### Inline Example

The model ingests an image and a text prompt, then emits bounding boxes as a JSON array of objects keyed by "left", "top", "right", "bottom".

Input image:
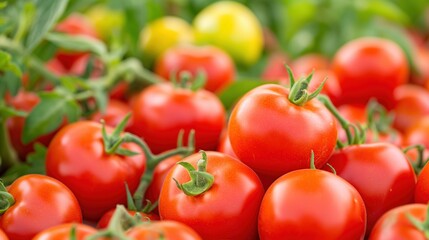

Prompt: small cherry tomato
[
  {"left": 32, "top": 223, "right": 97, "bottom": 240},
  {"left": 126, "top": 220, "right": 202, "bottom": 240}
]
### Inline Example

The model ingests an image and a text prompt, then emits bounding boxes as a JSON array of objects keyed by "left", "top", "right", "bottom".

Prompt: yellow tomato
[
  {"left": 85, "top": 5, "right": 124, "bottom": 41},
  {"left": 193, "top": 1, "right": 263, "bottom": 66},
  {"left": 139, "top": 17, "right": 194, "bottom": 60}
]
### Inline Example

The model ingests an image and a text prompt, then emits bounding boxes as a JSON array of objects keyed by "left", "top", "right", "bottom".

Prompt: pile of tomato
[{"left": 2, "top": 0, "right": 429, "bottom": 239}]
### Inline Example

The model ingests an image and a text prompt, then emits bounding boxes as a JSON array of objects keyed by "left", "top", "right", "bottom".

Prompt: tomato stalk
[
  {"left": 0, "top": 119, "right": 20, "bottom": 172},
  {"left": 366, "top": 99, "right": 397, "bottom": 142},
  {"left": 287, "top": 67, "right": 325, "bottom": 106},
  {"left": 0, "top": 181, "right": 15, "bottom": 215},
  {"left": 403, "top": 144, "right": 428, "bottom": 175},
  {"left": 173, "top": 151, "right": 215, "bottom": 196},
  {"left": 406, "top": 205, "right": 429, "bottom": 239}
]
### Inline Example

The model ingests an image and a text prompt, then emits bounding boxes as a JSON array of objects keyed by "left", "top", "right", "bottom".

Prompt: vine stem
[{"left": 0, "top": 119, "right": 20, "bottom": 171}]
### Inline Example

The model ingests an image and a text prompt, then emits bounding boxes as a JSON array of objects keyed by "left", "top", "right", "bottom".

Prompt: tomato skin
[
  {"left": 228, "top": 84, "right": 337, "bottom": 178},
  {"left": 46, "top": 121, "right": 146, "bottom": 221},
  {"left": 126, "top": 221, "right": 202, "bottom": 240},
  {"left": 97, "top": 210, "right": 159, "bottom": 229},
  {"left": 261, "top": 53, "right": 289, "bottom": 81},
  {"left": 128, "top": 83, "right": 225, "bottom": 154},
  {"left": 258, "top": 169, "right": 366, "bottom": 240},
  {"left": 32, "top": 223, "right": 97, "bottom": 240},
  {"left": 217, "top": 130, "right": 237, "bottom": 159},
  {"left": 0, "top": 174, "right": 82, "bottom": 240},
  {"left": 404, "top": 117, "right": 429, "bottom": 149},
  {"left": 290, "top": 53, "right": 330, "bottom": 76},
  {"left": 414, "top": 161, "right": 429, "bottom": 203},
  {"left": 155, "top": 45, "right": 235, "bottom": 93},
  {"left": 90, "top": 99, "right": 132, "bottom": 128},
  {"left": 332, "top": 37, "right": 409, "bottom": 109},
  {"left": 159, "top": 151, "right": 264, "bottom": 240},
  {"left": 324, "top": 143, "right": 416, "bottom": 234},
  {"left": 394, "top": 85, "right": 429, "bottom": 133},
  {"left": 369, "top": 204, "right": 427, "bottom": 240},
  {"left": 0, "top": 229, "right": 8, "bottom": 240}
]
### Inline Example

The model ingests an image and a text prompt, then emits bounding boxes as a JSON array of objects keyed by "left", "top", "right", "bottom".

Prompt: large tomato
[
  {"left": 128, "top": 82, "right": 225, "bottom": 154},
  {"left": 159, "top": 151, "right": 264, "bottom": 239},
  {"left": 324, "top": 142, "right": 416, "bottom": 234},
  {"left": 0, "top": 174, "right": 82, "bottom": 240},
  {"left": 228, "top": 83, "right": 337, "bottom": 180},
  {"left": 32, "top": 223, "right": 97, "bottom": 240},
  {"left": 155, "top": 45, "right": 235, "bottom": 92},
  {"left": 258, "top": 168, "right": 366, "bottom": 239},
  {"left": 193, "top": 1, "right": 263, "bottom": 66},
  {"left": 414, "top": 159, "right": 429, "bottom": 203},
  {"left": 332, "top": 37, "right": 409, "bottom": 109},
  {"left": 46, "top": 121, "right": 146, "bottom": 221},
  {"left": 404, "top": 116, "right": 429, "bottom": 149},
  {"left": 0, "top": 230, "right": 7, "bottom": 240},
  {"left": 126, "top": 221, "right": 202, "bottom": 240},
  {"left": 369, "top": 204, "right": 428, "bottom": 240}
]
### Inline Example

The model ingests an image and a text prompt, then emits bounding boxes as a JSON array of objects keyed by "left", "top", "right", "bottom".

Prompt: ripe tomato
[
  {"left": 324, "top": 143, "right": 416, "bottom": 234},
  {"left": 0, "top": 229, "right": 7, "bottom": 240},
  {"left": 159, "top": 151, "right": 264, "bottom": 239},
  {"left": 393, "top": 84, "right": 429, "bottom": 133},
  {"left": 228, "top": 84, "right": 337, "bottom": 179},
  {"left": 128, "top": 82, "right": 225, "bottom": 154},
  {"left": 414, "top": 160, "right": 429, "bottom": 203},
  {"left": 155, "top": 45, "right": 235, "bottom": 92},
  {"left": 46, "top": 121, "right": 146, "bottom": 221},
  {"left": 258, "top": 168, "right": 366, "bottom": 239},
  {"left": 5, "top": 91, "right": 57, "bottom": 159},
  {"left": 69, "top": 55, "right": 104, "bottom": 78},
  {"left": 217, "top": 130, "right": 237, "bottom": 159},
  {"left": 404, "top": 116, "right": 429, "bottom": 149},
  {"left": 32, "top": 223, "right": 97, "bottom": 240},
  {"left": 193, "top": 1, "right": 263, "bottom": 66},
  {"left": 54, "top": 14, "right": 99, "bottom": 70},
  {"left": 90, "top": 99, "right": 132, "bottom": 128},
  {"left": 126, "top": 221, "right": 202, "bottom": 240},
  {"left": 290, "top": 53, "right": 330, "bottom": 76},
  {"left": 332, "top": 37, "right": 409, "bottom": 109},
  {"left": 140, "top": 17, "right": 193, "bottom": 60},
  {"left": 261, "top": 52, "right": 289, "bottom": 82},
  {"left": 0, "top": 174, "right": 82, "bottom": 240},
  {"left": 97, "top": 209, "right": 159, "bottom": 229},
  {"left": 369, "top": 204, "right": 427, "bottom": 240}
]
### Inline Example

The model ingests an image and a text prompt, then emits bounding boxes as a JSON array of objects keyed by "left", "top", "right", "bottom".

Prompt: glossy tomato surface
[
  {"left": 32, "top": 223, "right": 97, "bottom": 240},
  {"left": 126, "top": 221, "right": 202, "bottom": 240}
]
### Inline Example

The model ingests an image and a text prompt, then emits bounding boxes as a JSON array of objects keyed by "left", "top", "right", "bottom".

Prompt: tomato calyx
[
  {"left": 0, "top": 180, "right": 14, "bottom": 215},
  {"left": 287, "top": 66, "right": 326, "bottom": 106},
  {"left": 69, "top": 225, "right": 78, "bottom": 240},
  {"left": 406, "top": 204, "right": 429, "bottom": 239},
  {"left": 403, "top": 144, "right": 428, "bottom": 175},
  {"left": 366, "top": 99, "right": 397, "bottom": 142},
  {"left": 171, "top": 71, "right": 207, "bottom": 92},
  {"left": 174, "top": 151, "right": 214, "bottom": 196}
]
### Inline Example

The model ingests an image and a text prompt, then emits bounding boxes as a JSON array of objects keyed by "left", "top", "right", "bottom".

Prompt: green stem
[
  {"left": 286, "top": 67, "right": 325, "bottom": 106},
  {"left": 403, "top": 144, "right": 427, "bottom": 175},
  {"left": 0, "top": 181, "right": 15, "bottom": 215},
  {"left": 0, "top": 119, "right": 20, "bottom": 171},
  {"left": 406, "top": 205, "right": 429, "bottom": 238}
]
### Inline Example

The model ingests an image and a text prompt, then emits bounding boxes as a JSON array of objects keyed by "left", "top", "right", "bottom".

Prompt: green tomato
[
  {"left": 85, "top": 5, "right": 124, "bottom": 42},
  {"left": 139, "top": 17, "right": 194, "bottom": 60},
  {"left": 193, "top": 1, "right": 263, "bottom": 66}
]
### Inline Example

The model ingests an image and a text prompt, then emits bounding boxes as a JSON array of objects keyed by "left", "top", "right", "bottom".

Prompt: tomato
[
  {"left": 90, "top": 99, "right": 132, "bottom": 128},
  {"left": 85, "top": 4, "right": 124, "bottom": 42},
  {"left": 369, "top": 204, "right": 427, "bottom": 240},
  {"left": 404, "top": 116, "right": 429, "bottom": 149},
  {"left": 126, "top": 221, "right": 202, "bottom": 240},
  {"left": 193, "top": 1, "right": 263, "bottom": 66},
  {"left": 69, "top": 55, "right": 104, "bottom": 78},
  {"left": 0, "top": 174, "right": 82, "bottom": 240},
  {"left": 217, "top": 130, "right": 237, "bottom": 159},
  {"left": 0, "top": 230, "right": 7, "bottom": 240},
  {"left": 97, "top": 209, "right": 159, "bottom": 229},
  {"left": 290, "top": 53, "right": 330, "bottom": 76},
  {"left": 393, "top": 84, "right": 429, "bottom": 133},
  {"left": 140, "top": 17, "right": 193, "bottom": 60},
  {"left": 261, "top": 52, "right": 289, "bottom": 82},
  {"left": 228, "top": 84, "right": 337, "bottom": 180},
  {"left": 46, "top": 121, "right": 146, "bottom": 221},
  {"left": 324, "top": 143, "right": 416, "bottom": 234},
  {"left": 128, "top": 82, "right": 226, "bottom": 154},
  {"left": 54, "top": 14, "right": 99, "bottom": 70},
  {"left": 159, "top": 151, "right": 264, "bottom": 239},
  {"left": 155, "top": 45, "right": 235, "bottom": 92},
  {"left": 412, "top": 48, "right": 429, "bottom": 86},
  {"left": 5, "top": 91, "right": 57, "bottom": 159},
  {"left": 332, "top": 37, "right": 409, "bottom": 109},
  {"left": 32, "top": 223, "right": 97, "bottom": 240},
  {"left": 414, "top": 160, "right": 429, "bottom": 203},
  {"left": 258, "top": 168, "right": 366, "bottom": 240}
]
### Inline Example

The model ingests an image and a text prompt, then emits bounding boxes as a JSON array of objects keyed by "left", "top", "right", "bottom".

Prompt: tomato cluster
[{"left": 2, "top": 0, "right": 429, "bottom": 239}]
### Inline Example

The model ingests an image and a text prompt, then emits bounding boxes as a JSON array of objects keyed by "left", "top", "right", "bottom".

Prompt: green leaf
[
  {"left": 217, "top": 80, "right": 272, "bottom": 110},
  {"left": 0, "top": 51, "right": 22, "bottom": 77},
  {"left": 63, "top": 0, "right": 101, "bottom": 17},
  {"left": 359, "top": 0, "right": 409, "bottom": 25},
  {"left": 45, "top": 32, "right": 107, "bottom": 58},
  {"left": 22, "top": 91, "right": 81, "bottom": 144},
  {"left": 94, "top": 89, "right": 108, "bottom": 114},
  {"left": 24, "top": 0, "right": 69, "bottom": 53},
  {"left": 0, "top": 105, "right": 27, "bottom": 121}
]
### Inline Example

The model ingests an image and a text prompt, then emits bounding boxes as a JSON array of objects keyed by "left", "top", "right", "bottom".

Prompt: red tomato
[
  {"left": 258, "top": 168, "right": 366, "bottom": 240},
  {"left": 261, "top": 52, "right": 289, "bottom": 82},
  {"left": 5, "top": 91, "right": 57, "bottom": 159},
  {"left": 217, "top": 130, "right": 237, "bottom": 159},
  {"left": 414, "top": 160, "right": 429, "bottom": 203},
  {"left": 290, "top": 53, "right": 330, "bottom": 76},
  {"left": 97, "top": 209, "right": 159, "bottom": 229},
  {"left": 45, "top": 58, "right": 67, "bottom": 76},
  {"left": 46, "top": 121, "right": 146, "bottom": 221},
  {"left": 159, "top": 151, "right": 264, "bottom": 240},
  {"left": 0, "top": 230, "right": 7, "bottom": 240},
  {"left": 90, "top": 99, "right": 132, "bottom": 128},
  {"left": 54, "top": 14, "right": 99, "bottom": 70},
  {"left": 0, "top": 174, "right": 82, "bottom": 240},
  {"left": 369, "top": 204, "right": 427, "bottom": 240},
  {"left": 128, "top": 82, "right": 226, "bottom": 154},
  {"left": 332, "top": 37, "right": 409, "bottom": 109},
  {"left": 324, "top": 143, "right": 416, "bottom": 234},
  {"left": 228, "top": 84, "right": 337, "bottom": 179},
  {"left": 126, "top": 221, "right": 202, "bottom": 240},
  {"left": 394, "top": 84, "right": 429, "bottom": 133},
  {"left": 155, "top": 45, "right": 235, "bottom": 93},
  {"left": 32, "top": 223, "right": 97, "bottom": 240},
  {"left": 404, "top": 116, "right": 429, "bottom": 148},
  {"left": 412, "top": 48, "right": 429, "bottom": 86},
  {"left": 69, "top": 55, "right": 104, "bottom": 78}
]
